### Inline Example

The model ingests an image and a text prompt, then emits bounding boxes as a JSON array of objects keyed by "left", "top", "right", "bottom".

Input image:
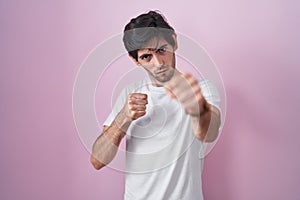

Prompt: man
[{"left": 91, "top": 11, "right": 221, "bottom": 200}]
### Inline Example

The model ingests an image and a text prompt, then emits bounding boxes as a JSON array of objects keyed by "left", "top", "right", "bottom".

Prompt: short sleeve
[
  {"left": 198, "top": 79, "right": 222, "bottom": 159},
  {"left": 103, "top": 87, "right": 128, "bottom": 127},
  {"left": 198, "top": 79, "right": 221, "bottom": 110}
]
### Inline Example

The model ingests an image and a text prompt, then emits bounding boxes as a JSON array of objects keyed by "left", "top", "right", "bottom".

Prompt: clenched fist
[
  {"left": 123, "top": 93, "right": 148, "bottom": 120},
  {"left": 163, "top": 70, "right": 209, "bottom": 117}
]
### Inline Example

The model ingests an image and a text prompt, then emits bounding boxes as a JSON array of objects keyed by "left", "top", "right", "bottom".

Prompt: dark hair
[{"left": 123, "top": 11, "right": 175, "bottom": 61}]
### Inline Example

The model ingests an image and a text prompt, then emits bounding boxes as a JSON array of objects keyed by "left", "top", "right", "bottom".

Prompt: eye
[
  {"left": 157, "top": 47, "right": 167, "bottom": 53},
  {"left": 140, "top": 54, "right": 152, "bottom": 61}
]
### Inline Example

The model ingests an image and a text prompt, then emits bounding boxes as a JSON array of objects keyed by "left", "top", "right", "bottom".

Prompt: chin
[{"left": 156, "top": 76, "right": 172, "bottom": 83}]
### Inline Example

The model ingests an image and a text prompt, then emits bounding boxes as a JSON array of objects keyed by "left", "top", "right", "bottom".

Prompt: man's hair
[{"left": 123, "top": 11, "right": 175, "bottom": 61}]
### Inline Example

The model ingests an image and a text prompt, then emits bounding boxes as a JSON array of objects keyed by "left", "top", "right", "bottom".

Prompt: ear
[
  {"left": 128, "top": 53, "right": 142, "bottom": 66},
  {"left": 172, "top": 33, "right": 178, "bottom": 51}
]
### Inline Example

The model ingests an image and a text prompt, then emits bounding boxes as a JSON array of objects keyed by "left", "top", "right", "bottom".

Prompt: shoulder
[
  {"left": 123, "top": 79, "right": 150, "bottom": 93},
  {"left": 198, "top": 79, "right": 217, "bottom": 92},
  {"left": 197, "top": 78, "right": 211, "bottom": 86}
]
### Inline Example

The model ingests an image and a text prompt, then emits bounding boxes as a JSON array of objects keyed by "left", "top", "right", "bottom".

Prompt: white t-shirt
[{"left": 104, "top": 78, "right": 220, "bottom": 200}]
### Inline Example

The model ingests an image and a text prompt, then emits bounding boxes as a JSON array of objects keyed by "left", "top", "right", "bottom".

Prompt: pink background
[{"left": 1, "top": 0, "right": 299, "bottom": 200}]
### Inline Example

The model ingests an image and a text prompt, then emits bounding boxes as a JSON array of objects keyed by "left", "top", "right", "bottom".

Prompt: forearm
[
  {"left": 191, "top": 104, "right": 221, "bottom": 143},
  {"left": 91, "top": 110, "right": 131, "bottom": 170}
]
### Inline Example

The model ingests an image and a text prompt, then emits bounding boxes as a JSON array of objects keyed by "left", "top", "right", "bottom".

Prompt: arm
[
  {"left": 191, "top": 103, "right": 221, "bottom": 143},
  {"left": 164, "top": 71, "right": 221, "bottom": 143},
  {"left": 90, "top": 111, "right": 130, "bottom": 170},
  {"left": 90, "top": 93, "right": 148, "bottom": 170}
]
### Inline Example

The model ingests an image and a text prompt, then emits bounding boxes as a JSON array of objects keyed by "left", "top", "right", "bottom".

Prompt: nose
[{"left": 152, "top": 54, "right": 164, "bottom": 68}]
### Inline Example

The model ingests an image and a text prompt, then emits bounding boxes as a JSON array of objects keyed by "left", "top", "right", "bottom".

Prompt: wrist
[
  {"left": 191, "top": 103, "right": 212, "bottom": 140},
  {"left": 114, "top": 109, "right": 132, "bottom": 134}
]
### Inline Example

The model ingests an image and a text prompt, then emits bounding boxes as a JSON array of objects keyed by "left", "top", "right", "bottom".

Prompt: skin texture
[{"left": 90, "top": 35, "right": 221, "bottom": 170}]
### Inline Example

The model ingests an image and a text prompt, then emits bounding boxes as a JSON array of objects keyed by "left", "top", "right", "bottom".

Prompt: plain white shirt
[{"left": 104, "top": 78, "right": 220, "bottom": 200}]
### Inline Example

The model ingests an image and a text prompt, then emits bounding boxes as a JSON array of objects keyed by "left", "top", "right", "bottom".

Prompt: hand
[
  {"left": 122, "top": 93, "right": 148, "bottom": 120},
  {"left": 163, "top": 70, "right": 208, "bottom": 117}
]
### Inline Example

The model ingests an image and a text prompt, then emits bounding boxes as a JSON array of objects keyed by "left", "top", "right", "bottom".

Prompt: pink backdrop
[{"left": 1, "top": 0, "right": 299, "bottom": 199}]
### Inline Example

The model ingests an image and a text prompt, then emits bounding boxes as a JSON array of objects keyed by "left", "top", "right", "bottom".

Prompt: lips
[{"left": 155, "top": 67, "right": 168, "bottom": 74}]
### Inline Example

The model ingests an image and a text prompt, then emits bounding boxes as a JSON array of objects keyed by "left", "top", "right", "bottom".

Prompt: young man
[{"left": 91, "top": 11, "right": 221, "bottom": 200}]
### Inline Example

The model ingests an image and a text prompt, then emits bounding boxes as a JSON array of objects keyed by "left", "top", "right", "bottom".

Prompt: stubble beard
[
  {"left": 153, "top": 54, "right": 176, "bottom": 83},
  {"left": 154, "top": 68, "right": 175, "bottom": 83}
]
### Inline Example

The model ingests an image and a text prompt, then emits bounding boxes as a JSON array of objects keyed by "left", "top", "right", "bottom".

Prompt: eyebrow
[
  {"left": 139, "top": 44, "right": 168, "bottom": 59},
  {"left": 156, "top": 44, "right": 168, "bottom": 51}
]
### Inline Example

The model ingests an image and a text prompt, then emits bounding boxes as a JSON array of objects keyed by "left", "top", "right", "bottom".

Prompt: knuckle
[
  {"left": 128, "top": 104, "right": 134, "bottom": 110},
  {"left": 134, "top": 112, "right": 140, "bottom": 118},
  {"left": 140, "top": 111, "right": 146, "bottom": 116},
  {"left": 194, "top": 87, "right": 201, "bottom": 93},
  {"left": 138, "top": 106, "right": 144, "bottom": 110},
  {"left": 190, "top": 76, "right": 197, "bottom": 82}
]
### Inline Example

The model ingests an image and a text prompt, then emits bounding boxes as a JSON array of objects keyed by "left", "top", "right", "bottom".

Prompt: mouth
[{"left": 155, "top": 67, "right": 169, "bottom": 75}]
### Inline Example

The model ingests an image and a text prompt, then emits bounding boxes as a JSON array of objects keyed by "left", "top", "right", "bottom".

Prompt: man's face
[{"left": 135, "top": 36, "right": 177, "bottom": 86}]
